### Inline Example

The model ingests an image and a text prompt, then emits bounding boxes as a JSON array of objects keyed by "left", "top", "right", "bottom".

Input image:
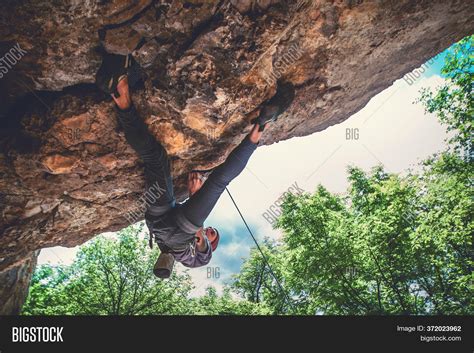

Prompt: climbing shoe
[
  {"left": 95, "top": 53, "right": 134, "bottom": 97},
  {"left": 153, "top": 252, "right": 175, "bottom": 279},
  {"left": 252, "top": 82, "right": 295, "bottom": 130}
]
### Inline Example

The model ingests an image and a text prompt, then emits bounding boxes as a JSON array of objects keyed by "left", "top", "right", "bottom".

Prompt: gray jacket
[{"left": 145, "top": 203, "right": 212, "bottom": 268}]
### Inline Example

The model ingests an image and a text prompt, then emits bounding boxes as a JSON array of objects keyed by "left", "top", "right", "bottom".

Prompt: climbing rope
[{"left": 225, "top": 187, "right": 296, "bottom": 313}]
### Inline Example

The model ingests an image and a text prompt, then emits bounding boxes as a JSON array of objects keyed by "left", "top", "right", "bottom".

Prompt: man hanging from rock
[{"left": 95, "top": 53, "right": 294, "bottom": 278}]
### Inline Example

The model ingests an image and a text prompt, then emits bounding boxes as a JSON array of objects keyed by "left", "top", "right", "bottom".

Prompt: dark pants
[{"left": 117, "top": 106, "right": 258, "bottom": 233}]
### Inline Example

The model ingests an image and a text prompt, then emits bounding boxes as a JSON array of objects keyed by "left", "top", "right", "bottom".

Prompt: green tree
[
  {"left": 412, "top": 153, "right": 473, "bottom": 313},
  {"left": 21, "top": 264, "right": 71, "bottom": 315},
  {"left": 419, "top": 34, "right": 473, "bottom": 158},
  {"left": 236, "top": 160, "right": 472, "bottom": 315},
  {"left": 191, "top": 287, "right": 269, "bottom": 315},
  {"left": 23, "top": 223, "right": 193, "bottom": 315},
  {"left": 232, "top": 240, "right": 292, "bottom": 314}
]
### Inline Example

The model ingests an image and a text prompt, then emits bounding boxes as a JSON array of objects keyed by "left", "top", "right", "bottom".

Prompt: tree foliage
[
  {"left": 232, "top": 240, "right": 291, "bottom": 314},
  {"left": 23, "top": 224, "right": 193, "bottom": 315},
  {"left": 191, "top": 287, "right": 269, "bottom": 315},
  {"left": 418, "top": 34, "right": 473, "bottom": 158}
]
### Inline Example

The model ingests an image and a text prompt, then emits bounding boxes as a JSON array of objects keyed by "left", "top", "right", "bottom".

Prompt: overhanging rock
[{"left": 0, "top": 0, "right": 473, "bottom": 313}]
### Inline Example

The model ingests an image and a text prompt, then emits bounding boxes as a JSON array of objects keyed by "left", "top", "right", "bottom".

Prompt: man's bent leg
[
  {"left": 176, "top": 135, "right": 258, "bottom": 231},
  {"left": 117, "top": 106, "right": 175, "bottom": 216}
]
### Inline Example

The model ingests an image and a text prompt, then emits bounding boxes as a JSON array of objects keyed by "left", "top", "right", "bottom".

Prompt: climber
[{"left": 95, "top": 53, "right": 294, "bottom": 278}]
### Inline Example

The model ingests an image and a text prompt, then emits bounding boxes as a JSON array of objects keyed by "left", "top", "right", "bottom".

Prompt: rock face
[
  {"left": 0, "top": 251, "right": 38, "bottom": 315},
  {"left": 0, "top": 0, "right": 473, "bottom": 314}
]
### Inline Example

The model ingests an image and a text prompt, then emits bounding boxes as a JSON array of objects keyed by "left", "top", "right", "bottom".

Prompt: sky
[{"left": 38, "top": 51, "right": 451, "bottom": 297}]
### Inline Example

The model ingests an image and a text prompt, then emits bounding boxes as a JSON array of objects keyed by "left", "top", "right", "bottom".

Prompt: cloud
[
  {"left": 38, "top": 246, "right": 79, "bottom": 266},
  {"left": 221, "top": 242, "right": 247, "bottom": 257},
  {"left": 175, "top": 264, "right": 226, "bottom": 298}
]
